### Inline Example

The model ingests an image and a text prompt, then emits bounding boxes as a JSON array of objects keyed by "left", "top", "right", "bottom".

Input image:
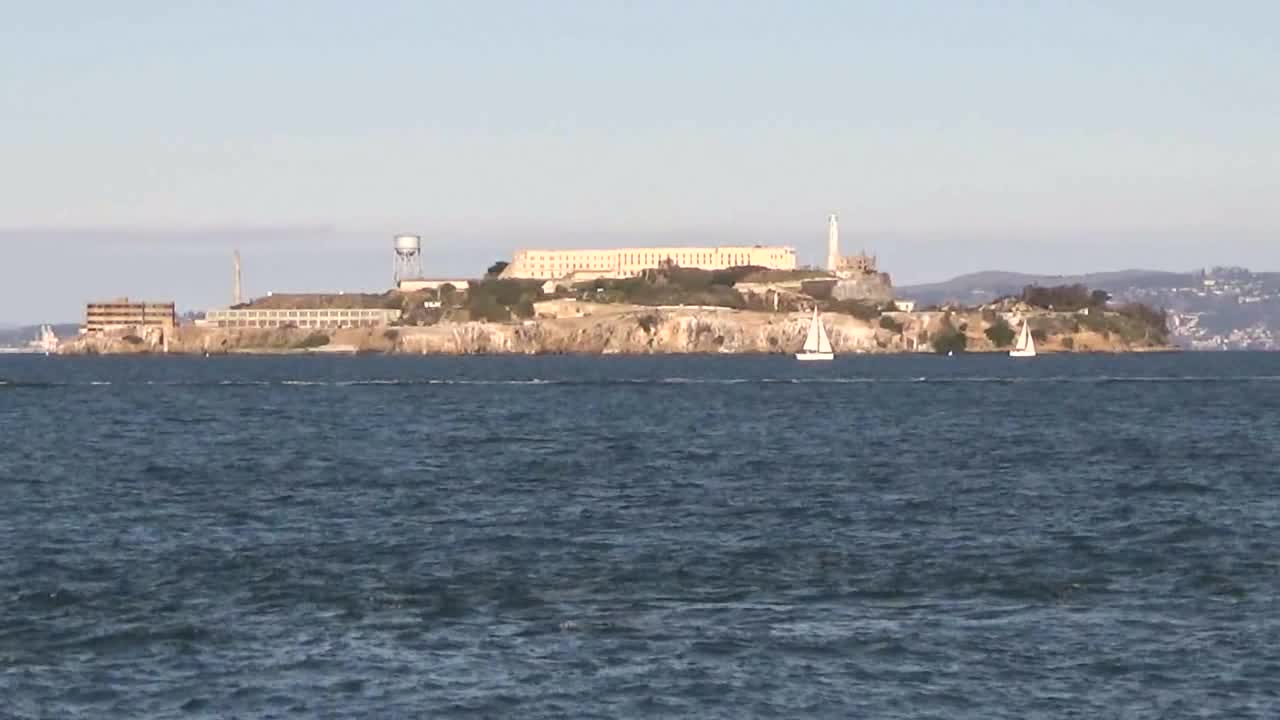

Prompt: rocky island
[{"left": 60, "top": 267, "right": 1171, "bottom": 356}]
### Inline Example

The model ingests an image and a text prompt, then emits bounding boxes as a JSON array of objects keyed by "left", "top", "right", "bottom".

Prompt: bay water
[{"left": 2, "top": 353, "right": 1278, "bottom": 718}]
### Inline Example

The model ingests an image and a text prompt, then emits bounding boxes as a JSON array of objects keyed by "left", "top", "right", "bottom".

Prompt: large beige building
[
  {"left": 84, "top": 299, "right": 176, "bottom": 334},
  {"left": 204, "top": 308, "right": 401, "bottom": 329},
  {"left": 501, "top": 245, "right": 797, "bottom": 280}
]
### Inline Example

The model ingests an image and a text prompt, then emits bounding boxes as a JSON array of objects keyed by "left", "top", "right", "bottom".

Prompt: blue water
[{"left": 2, "top": 353, "right": 1279, "bottom": 718}]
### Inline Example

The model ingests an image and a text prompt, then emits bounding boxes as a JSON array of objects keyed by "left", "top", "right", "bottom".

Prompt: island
[{"left": 59, "top": 267, "right": 1171, "bottom": 356}]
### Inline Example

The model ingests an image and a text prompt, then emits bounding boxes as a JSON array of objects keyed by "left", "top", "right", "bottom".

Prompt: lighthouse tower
[{"left": 827, "top": 213, "right": 840, "bottom": 272}]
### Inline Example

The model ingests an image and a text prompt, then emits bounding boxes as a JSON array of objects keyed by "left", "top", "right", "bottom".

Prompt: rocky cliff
[{"left": 58, "top": 304, "right": 1171, "bottom": 356}]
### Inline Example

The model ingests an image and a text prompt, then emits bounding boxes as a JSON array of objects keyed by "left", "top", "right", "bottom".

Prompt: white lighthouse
[{"left": 827, "top": 213, "right": 840, "bottom": 272}]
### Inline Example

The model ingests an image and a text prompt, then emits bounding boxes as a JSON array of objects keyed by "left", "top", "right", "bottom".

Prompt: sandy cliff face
[
  {"left": 59, "top": 306, "right": 1168, "bottom": 356},
  {"left": 395, "top": 310, "right": 885, "bottom": 355}
]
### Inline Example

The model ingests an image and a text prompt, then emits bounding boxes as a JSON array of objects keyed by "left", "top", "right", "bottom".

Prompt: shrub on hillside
[
  {"left": 1114, "top": 303, "right": 1168, "bottom": 338},
  {"left": 830, "top": 300, "right": 880, "bottom": 322},
  {"left": 932, "top": 328, "right": 967, "bottom": 355},
  {"left": 464, "top": 279, "right": 543, "bottom": 322},
  {"left": 576, "top": 270, "right": 747, "bottom": 309},
  {"left": 1021, "top": 284, "right": 1109, "bottom": 312},
  {"left": 984, "top": 318, "right": 1016, "bottom": 347},
  {"left": 879, "top": 315, "right": 904, "bottom": 333},
  {"left": 467, "top": 293, "right": 513, "bottom": 322}
]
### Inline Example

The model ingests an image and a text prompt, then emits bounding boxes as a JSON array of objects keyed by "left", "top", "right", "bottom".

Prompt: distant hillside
[
  {"left": 899, "top": 269, "right": 1194, "bottom": 305},
  {"left": 901, "top": 267, "right": 1280, "bottom": 350}
]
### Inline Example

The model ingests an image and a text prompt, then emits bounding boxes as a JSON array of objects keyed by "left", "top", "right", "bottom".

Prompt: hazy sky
[{"left": 2, "top": 1, "right": 1277, "bottom": 323}]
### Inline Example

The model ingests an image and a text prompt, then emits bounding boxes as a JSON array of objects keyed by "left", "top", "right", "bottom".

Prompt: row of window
[
  {"left": 86, "top": 305, "right": 174, "bottom": 311},
  {"left": 216, "top": 319, "right": 385, "bottom": 329},
  {"left": 207, "top": 309, "right": 399, "bottom": 320}
]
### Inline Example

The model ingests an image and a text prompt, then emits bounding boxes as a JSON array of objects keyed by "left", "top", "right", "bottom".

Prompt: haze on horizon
[{"left": 1, "top": 1, "right": 1276, "bottom": 324}]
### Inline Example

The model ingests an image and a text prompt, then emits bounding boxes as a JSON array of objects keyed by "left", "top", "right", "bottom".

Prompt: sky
[{"left": 1, "top": 0, "right": 1277, "bottom": 323}]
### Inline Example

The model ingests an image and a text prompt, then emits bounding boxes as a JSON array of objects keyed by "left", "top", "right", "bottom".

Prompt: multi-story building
[
  {"left": 84, "top": 299, "right": 177, "bottom": 334},
  {"left": 204, "top": 308, "right": 401, "bottom": 329},
  {"left": 501, "top": 245, "right": 797, "bottom": 280}
]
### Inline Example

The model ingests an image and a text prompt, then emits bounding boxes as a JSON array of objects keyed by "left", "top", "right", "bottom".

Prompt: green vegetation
[
  {"left": 932, "top": 328, "right": 967, "bottom": 355},
  {"left": 1115, "top": 303, "right": 1168, "bottom": 338},
  {"left": 740, "top": 268, "right": 832, "bottom": 284},
  {"left": 878, "top": 315, "right": 904, "bottom": 333},
  {"left": 575, "top": 266, "right": 748, "bottom": 308},
  {"left": 463, "top": 279, "right": 544, "bottom": 322},
  {"left": 1075, "top": 304, "right": 1169, "bottom": 344},
  {"left": 1020, "top": 284, "right": 1110, "bottom": 311},
  {"left": 486, "top": 261, "right": 510, "bottom": 278},
  {"left": 984, "top": 318, "right": 1016, "bottom": 347},
  {"left": 827, "top": 299, "right": 880, "bottom": 321}
]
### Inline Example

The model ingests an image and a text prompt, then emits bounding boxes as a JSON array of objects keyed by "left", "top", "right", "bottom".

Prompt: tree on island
[
  {"left": 486, "top": 261, "right": 510, "bottom": 278},
  {"left": 932, "top": 328, "right": 967, "bottom": 355},
  {"left": 1020, "top": 284, "right": 1109, "bottom": 312},
  {"left": 984, "top": 318, "right": 1016, "bottom": 347}
]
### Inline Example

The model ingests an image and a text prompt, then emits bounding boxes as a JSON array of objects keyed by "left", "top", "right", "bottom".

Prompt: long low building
[
  {"left": 85, "top": 299, "right": 176, "bottom": 334},
  {"left": 205, "top": 308, "right": 402, "bottom": 329},
  {"left": 501, "top": 245, "right": 797, "bottom": 280}
]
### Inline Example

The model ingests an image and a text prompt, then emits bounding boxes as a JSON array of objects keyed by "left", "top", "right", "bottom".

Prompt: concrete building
[
  {"left": 205, "top": 308, "right": 401, "bottom": 329},
  {"left": 84, "top": 299, "right": 177, "bottom": 334},
  {"left": 501, "top": 245, "right": 797, "bottom": 280}
]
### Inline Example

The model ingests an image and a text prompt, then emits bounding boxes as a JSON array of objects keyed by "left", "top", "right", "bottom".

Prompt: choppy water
[{"left": 2, "top": 353, "right": 1279, "bottom": 718}]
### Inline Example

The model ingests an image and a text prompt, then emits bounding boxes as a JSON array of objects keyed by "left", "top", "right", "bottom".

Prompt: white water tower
[{"left": 393, "top": 234, "right": 423, "bottom": 285}]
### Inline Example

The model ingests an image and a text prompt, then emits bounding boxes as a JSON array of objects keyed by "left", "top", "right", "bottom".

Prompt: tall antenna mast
[{"left": 233, "top": 250, "right": 243, "bottom": 305}]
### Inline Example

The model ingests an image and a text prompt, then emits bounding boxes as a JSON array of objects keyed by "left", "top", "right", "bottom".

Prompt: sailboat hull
[
  {"left": 795, "top": 352, "right": 834, "bottom": 361},
  {"left": 1009, "top": 349, "right": 1037, "bottom": 358}
]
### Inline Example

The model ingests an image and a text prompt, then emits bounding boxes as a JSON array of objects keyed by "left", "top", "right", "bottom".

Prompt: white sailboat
[
  {"left": 1009, "top": 319, "right": 1037, "bottom": 358},
  {"left": 796, "top": 308, "right": 835, "bottom": 361}
]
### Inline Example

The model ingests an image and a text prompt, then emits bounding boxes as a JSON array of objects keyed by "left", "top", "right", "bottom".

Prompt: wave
[{"left": 3, "top": 375, "right": 1280, "bottom": 388}]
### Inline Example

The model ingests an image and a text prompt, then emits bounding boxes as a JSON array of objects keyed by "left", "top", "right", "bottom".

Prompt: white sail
[
  {"left": 1010, "top": 319, "right": 1037, "bottom": 357},
  {"left": 816, "top": 314, "right": 833, "bottom": 354},
  {"left": 797, "top": 308, "right": 835, "bottom": 360},
  {"left": 803, "top": 309, "right": 823, "bottom": 353}
]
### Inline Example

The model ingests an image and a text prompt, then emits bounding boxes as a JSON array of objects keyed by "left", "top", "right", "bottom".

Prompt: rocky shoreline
[{"left": 57, "top": 304, "right": 1172, "bottom": 356}]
